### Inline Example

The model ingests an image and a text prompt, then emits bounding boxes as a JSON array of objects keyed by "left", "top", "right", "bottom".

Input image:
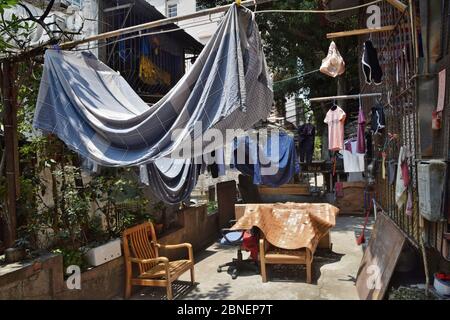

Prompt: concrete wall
[
  {"left": 0, "top": 253, "right": 124, "bottom": 300},
  {"left": 158, "top": 204, "right": 219, "bottom": 260},
  {"left": 0, "top": 204, "right": 219, "bottom": 299}
]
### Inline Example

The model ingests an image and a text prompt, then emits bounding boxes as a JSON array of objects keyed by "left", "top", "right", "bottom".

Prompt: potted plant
[{"left": 5, "top": 237, "right": 30, "bottom": 263}]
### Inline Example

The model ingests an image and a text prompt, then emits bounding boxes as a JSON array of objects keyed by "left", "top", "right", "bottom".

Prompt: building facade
[{"left": 146, "top": 0, "right": 221, "bottom": 45}]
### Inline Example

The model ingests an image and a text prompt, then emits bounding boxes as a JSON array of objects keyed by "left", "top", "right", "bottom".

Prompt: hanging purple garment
[{"left": 356, "top": 108, "right": 366, "bottom": 154}]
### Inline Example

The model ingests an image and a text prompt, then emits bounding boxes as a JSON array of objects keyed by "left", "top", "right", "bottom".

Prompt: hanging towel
[
  {"left": 320, "top": 41, "right": 345, "bottom": 78},
  {"left": 395, "top": 146, "right": 409, "bottom": 209},
  {"left": 362, "top": 40, "right": 383, "bottom": 85}
]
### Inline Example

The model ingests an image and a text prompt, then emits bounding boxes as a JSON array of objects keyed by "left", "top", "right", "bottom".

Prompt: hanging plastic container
[{"left": 417, "top": 160, "right": 447, "bottom": 222}]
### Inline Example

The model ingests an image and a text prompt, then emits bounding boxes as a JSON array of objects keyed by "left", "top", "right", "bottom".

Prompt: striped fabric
[{"left": 33, "top": 4, "right": 273, "bottom": 203}]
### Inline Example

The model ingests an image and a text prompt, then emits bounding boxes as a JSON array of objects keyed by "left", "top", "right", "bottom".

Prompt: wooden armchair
[
  {"left": 122, "top": 222, "right": 195, "bottom": 300},
  {"left": 259, "top": 236, "right": 313, "bottom": 284}
]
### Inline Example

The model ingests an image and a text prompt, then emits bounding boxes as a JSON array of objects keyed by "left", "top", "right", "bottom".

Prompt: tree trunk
[{"left": 1, "top": 61, "right": 19, "bottom": 248}]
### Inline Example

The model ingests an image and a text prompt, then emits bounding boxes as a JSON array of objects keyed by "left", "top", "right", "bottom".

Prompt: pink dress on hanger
[
  {"left": 356, "top": 107, "right": 366, "bottom": 154},
  {"left": 324, "top": 106, "right": 346, "bottom": 151}
]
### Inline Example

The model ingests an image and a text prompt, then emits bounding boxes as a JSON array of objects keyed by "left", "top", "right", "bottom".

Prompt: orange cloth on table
[
  {"left": 231, "top": 203, "right": 339, "bottom": 251},
  {"left": 324, "top": 106, "right": 346, "bottom": 151}
]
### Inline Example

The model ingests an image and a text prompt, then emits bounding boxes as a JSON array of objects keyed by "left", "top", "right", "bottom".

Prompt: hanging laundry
[
  {"left": 324, "top": 106, "right": 346, "bottom": 151},
  {"left": 356, "top": 107, "right": 366, "bottom": 154},
  {"left": 371, "top": 102, "right": 386, "bottom": 134},
  {"left": 405, "top": 189, "right": 413, "bottom": 216},
  {"left": 206, "top": 149, "right": 226, "bottom": 179},
  {"left": 395, "top": 146, "right": 410, "bottom": 209},
  {"left": 362, "top": 40, "right": 383, "bottom": 85},
  {"left": 341, "top": 139, "right": 364, "bottom": 173},
  {"left": 335, "top": 182, "right": 344, "bottom": 197},
  {"left": 140, "top": 158, "right": 200, "bottom": 204},
  {"left": 388, "top": 160, "right": 396, "bottom": 185},
  {"left": 320, "top": 41, "right": 345, "bottom": 78},
  {"left": 139, "top": 36, "right": 171, "bottom": 86},
  {"left": 298, "top": 122, "right": 315, "bottom": 163},
  {"left": 231, "top": 131, "right": 300, "bottom": 187},
  {"left": 32, "top": 4, "right": 273, "bottom": 204},
  {"left": 437, "top": 69, "right": 446, "bottom": 113}
]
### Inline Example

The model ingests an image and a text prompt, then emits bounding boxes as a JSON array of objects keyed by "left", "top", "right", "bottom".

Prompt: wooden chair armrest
[
  {"left": 157, "top": 243, "right": 191, "bottom": 250},
  {"left": 156, "top": 243, "right": 194, "bottom": 262},
  {"left": 129, "top": 257, "right": 169, "bottom": 265}
]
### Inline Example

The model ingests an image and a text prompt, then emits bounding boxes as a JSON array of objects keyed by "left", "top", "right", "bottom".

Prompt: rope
[
  {"left": 255, "top": 0, "right": 383, "bottom": 15},
  {"left": 273, "top": 69, "right": 320, "bottom": 84}
]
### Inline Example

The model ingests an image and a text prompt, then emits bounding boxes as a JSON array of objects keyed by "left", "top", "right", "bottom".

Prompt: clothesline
[
  {"left": 273, "top": 69, "right": 320, "bottom": 85},
  {"left": 58, "top": 0, "right": 384, "bottom": 51},
  {"left": 254, "top": 0, "right": 383, "bottom": 15}
]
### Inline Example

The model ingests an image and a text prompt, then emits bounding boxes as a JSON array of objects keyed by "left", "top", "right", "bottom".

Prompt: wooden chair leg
[
  {"left": 306, "top": 262, "right": 312, "bottom": 284},
  {"left": 124, "top": 278, "right": 132, "bottom": 299},
  {"left": 190, "top": 267, "right": 195, "bottom": 284},
  {"left": 166, "top": 282, "right": 173, "bottom": 300},
  {"left": 261, "top": 262, "right": 267, "bottom": 283},
  {"left": 306, "top": 250, "right": 312, "bottom": 284},
  {"left": 259, "top": 239, "right": 268, "bottom": 282}
]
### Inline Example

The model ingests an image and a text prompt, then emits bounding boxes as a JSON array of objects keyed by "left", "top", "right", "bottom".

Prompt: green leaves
[{"left": 0, "top": 0, "right": 19, "bottom": 13}]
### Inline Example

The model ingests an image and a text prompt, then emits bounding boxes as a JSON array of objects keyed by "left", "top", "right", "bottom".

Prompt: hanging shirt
[
  {"left": 298, "top": 123, "right": 315, "bottom": 163},
  {"left": 371, "top": 102, "right": 386, "bottom": 134},
  {"left": 324, "top": 106, "right": 346, "bottom": 151},
  {"left": 341, "top": 140, "right": 365, "bottom": 173},
  {"left": 356, "top": 107, "right": 366, "bottom": 154}
]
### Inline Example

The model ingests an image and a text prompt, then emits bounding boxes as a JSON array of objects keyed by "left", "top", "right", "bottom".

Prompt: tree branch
[{"left": 39, "top": 0, "right": 55, "bottom": 23}]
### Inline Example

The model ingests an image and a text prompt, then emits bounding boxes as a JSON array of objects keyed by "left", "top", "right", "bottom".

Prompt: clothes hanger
[{"left": 331, "top": 99, "right": 338, "bottom": 111}]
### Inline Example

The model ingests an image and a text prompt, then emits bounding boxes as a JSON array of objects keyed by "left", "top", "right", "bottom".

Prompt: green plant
[
  {"left": 207, "top": 200, "right": 218, "bottom": 214},
  {"left": 52, "top": 247, "right": 87, "bottom": 272}
]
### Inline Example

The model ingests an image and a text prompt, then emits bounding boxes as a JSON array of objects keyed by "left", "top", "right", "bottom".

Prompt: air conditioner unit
[
  {"left": 44, "top": 14, "right": 67, "bottom": 33},
  {"left": 58, "top": 0, "right": 71, "bottom": 8}
]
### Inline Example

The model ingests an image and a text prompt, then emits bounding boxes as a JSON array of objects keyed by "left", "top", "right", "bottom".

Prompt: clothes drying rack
[{"left": 309, "top": 93, "right": 382, "bottom": 102}]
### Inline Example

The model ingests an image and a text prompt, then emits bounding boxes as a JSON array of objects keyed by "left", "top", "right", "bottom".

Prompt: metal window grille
[{"left": 167, "top": 3, "right": 177, "bottom": 17}]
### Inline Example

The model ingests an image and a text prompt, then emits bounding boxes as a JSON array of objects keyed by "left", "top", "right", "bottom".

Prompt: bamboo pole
[
  {"left": 326, "top": 25, "right": 396, "bottom": 39},
  {"left": 385, "top": 0, "right": 407, "bottom": 12},
  {"left": 59, "top": 0, "right": 273, "bottom": 50},
  {"left": 309, "top": 93, "right": 382, "bottom": 102}
]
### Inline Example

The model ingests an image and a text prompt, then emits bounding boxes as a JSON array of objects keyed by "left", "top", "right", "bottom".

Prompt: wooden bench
[
  {"left": 257, "top": 184, "right": 310, "bottom": 196},
  {"left": 122, "top": 221, "right": 195, "bottom": 300}
]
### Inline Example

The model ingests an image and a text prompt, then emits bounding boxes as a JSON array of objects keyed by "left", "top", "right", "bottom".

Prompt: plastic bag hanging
[{"left": 320, "top": 41, "right": 345, "bottom": 78}]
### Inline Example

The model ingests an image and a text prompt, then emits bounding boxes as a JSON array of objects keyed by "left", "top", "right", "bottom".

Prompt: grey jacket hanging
[{"left": 362, "top": 40, "right": 383, "bottom": 85}]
